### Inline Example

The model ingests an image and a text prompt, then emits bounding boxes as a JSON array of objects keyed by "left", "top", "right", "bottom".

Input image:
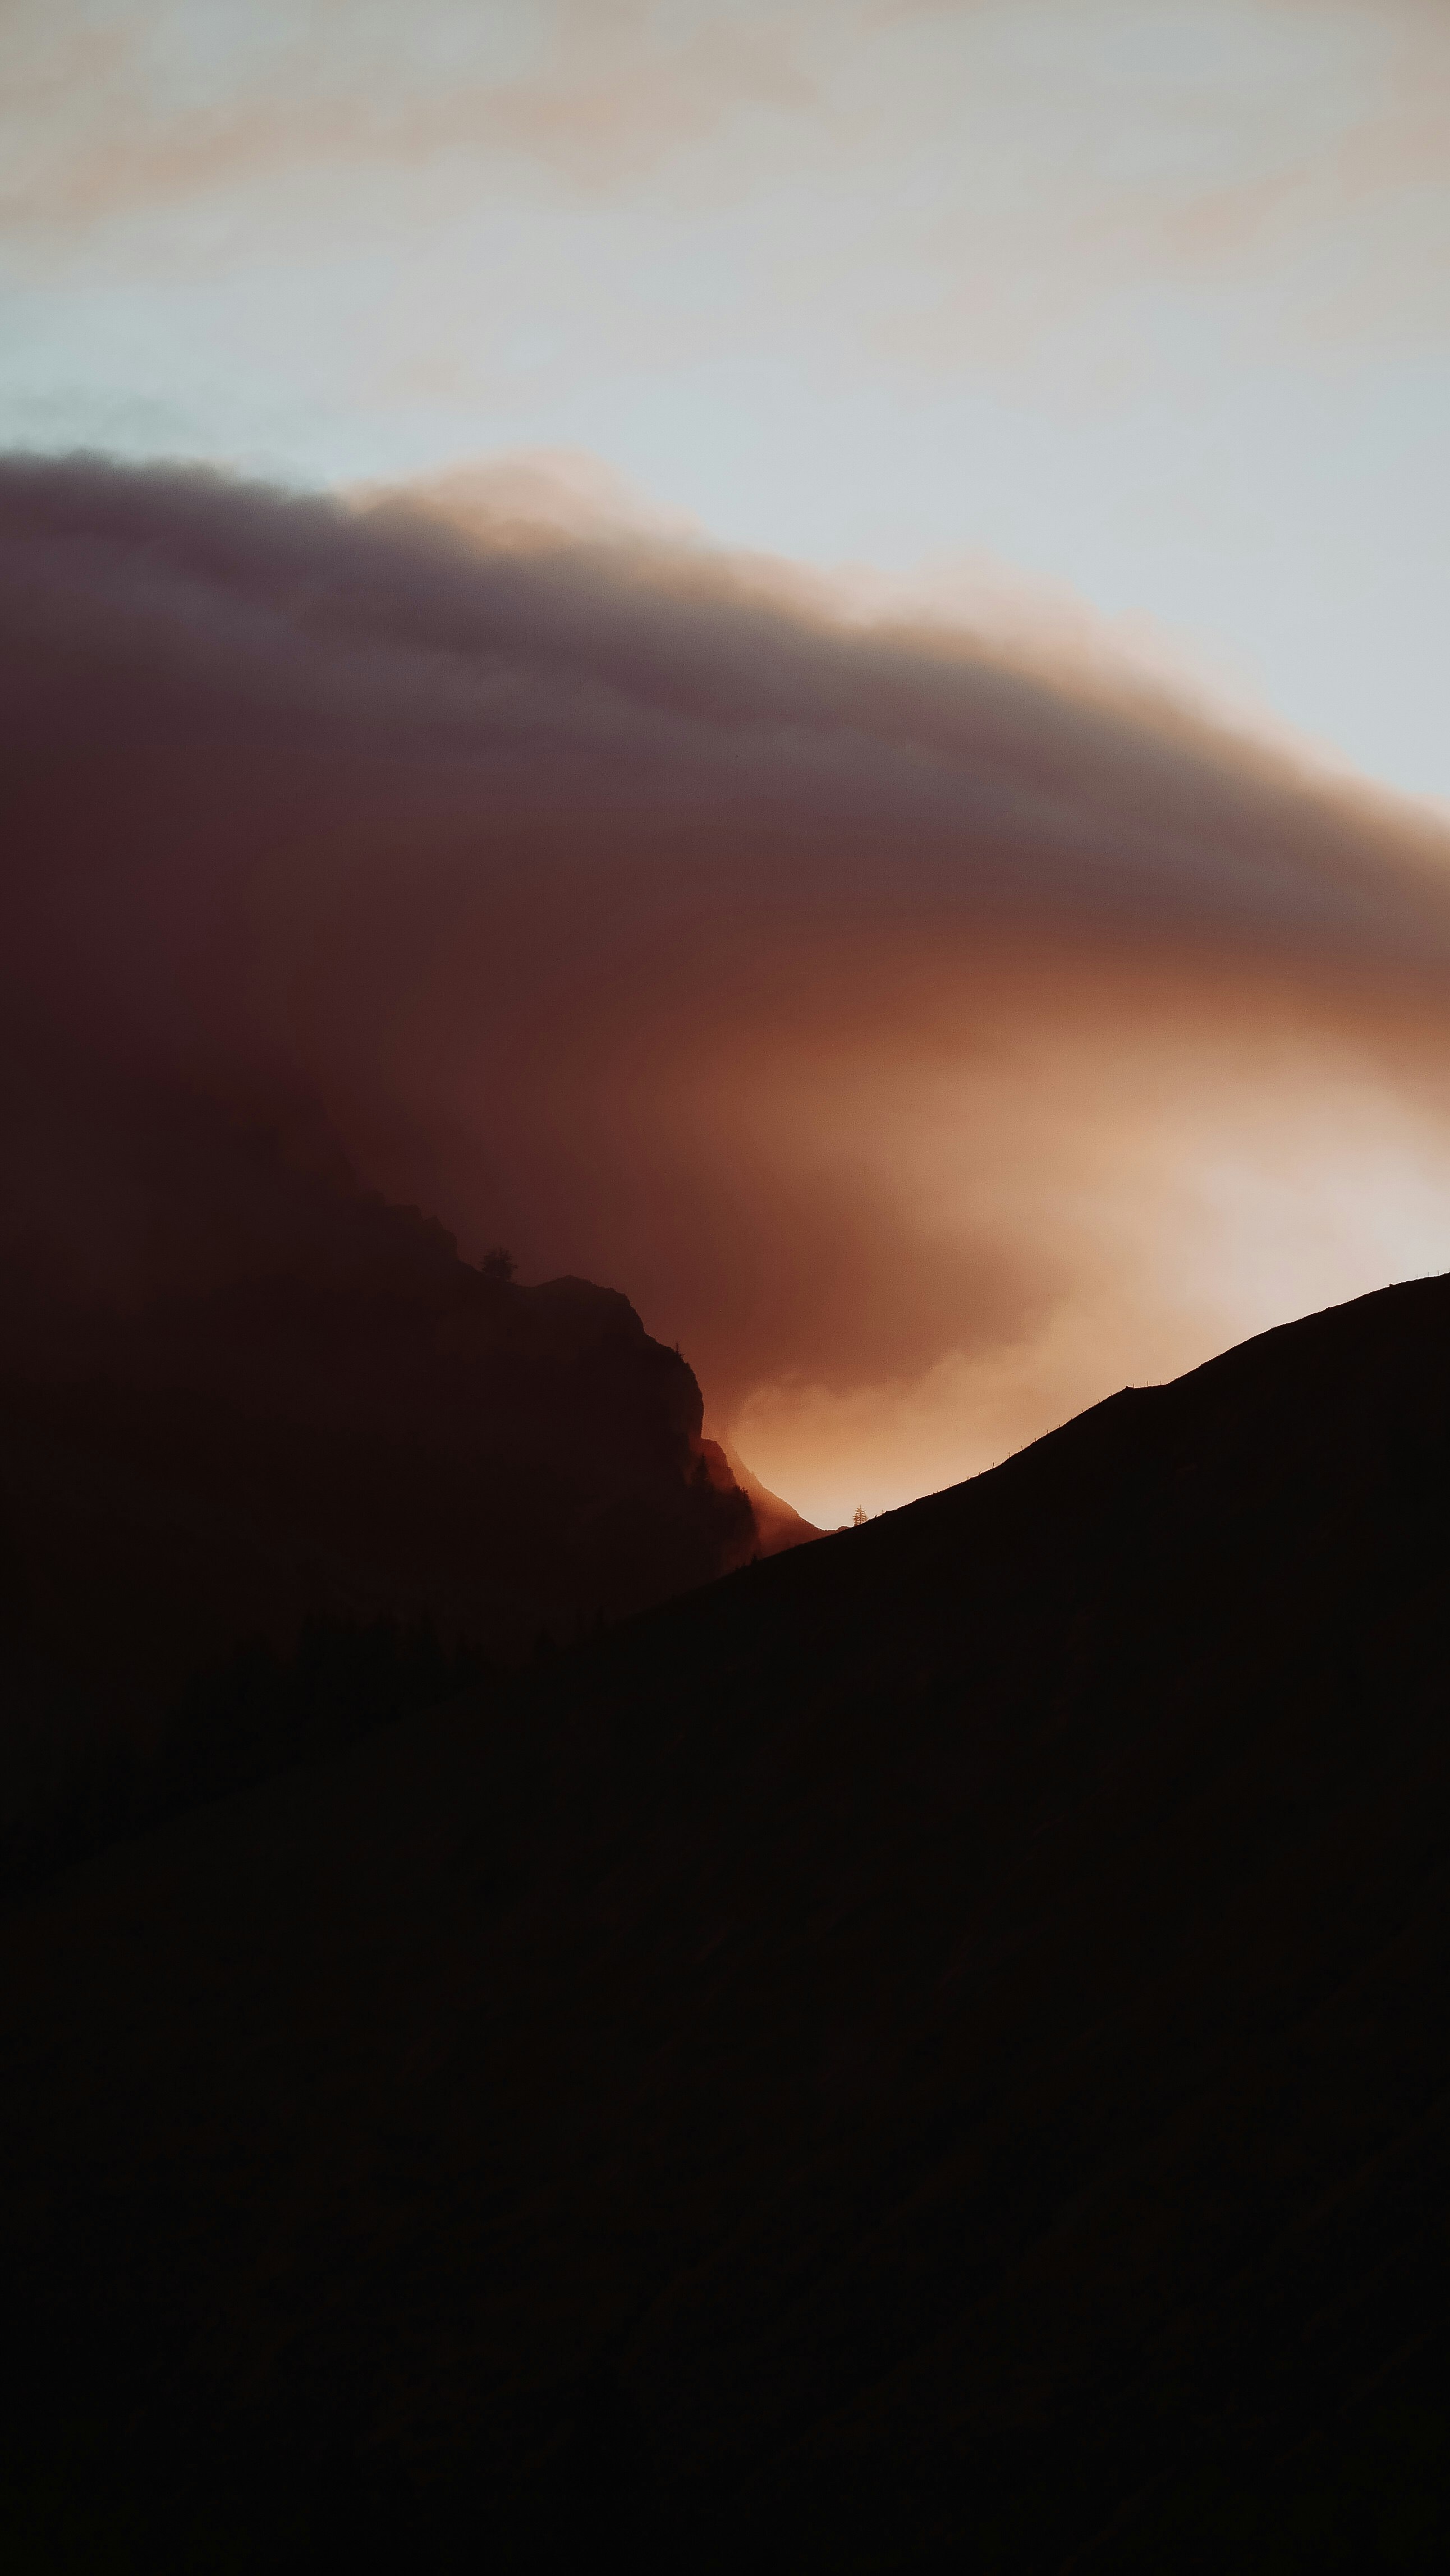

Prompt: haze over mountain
[
  {"left": 3, "top": 1273, "right": 1447, "bottom": 2570},
  {"left": 8, "top": 454, "right": 1450, "bottom": 1531}
]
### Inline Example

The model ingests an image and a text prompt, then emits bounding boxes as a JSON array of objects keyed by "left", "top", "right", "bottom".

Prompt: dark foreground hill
[{"left": 2, "top": 1275, "right": 1448, "bottom": 2571}]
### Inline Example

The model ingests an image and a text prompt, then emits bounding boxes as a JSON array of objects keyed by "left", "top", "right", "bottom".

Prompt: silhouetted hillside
[{"left": 2, "top": 1274, "right": 1448, "bottom": 2570}]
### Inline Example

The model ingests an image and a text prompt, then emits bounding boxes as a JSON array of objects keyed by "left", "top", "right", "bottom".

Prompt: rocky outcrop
[
  {"left": 718, "top": 1435, "right": 822, "bottom": 1553},
  {"left": 0, "top": 1163, "right": 757, "bottom": 1807}
]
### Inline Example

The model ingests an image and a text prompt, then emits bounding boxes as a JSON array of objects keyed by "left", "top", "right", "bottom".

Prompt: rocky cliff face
[{"left": 0, "top": 1139, "right": 758, "bottom": 1815}]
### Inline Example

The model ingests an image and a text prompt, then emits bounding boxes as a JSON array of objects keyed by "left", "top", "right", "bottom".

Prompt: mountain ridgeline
[
  {"left": 0, "top": 1133, "right": 818, "bottom": 1875},
  {"left": 2, "top": 1274, "right": 1449, "bottom": 2570}
]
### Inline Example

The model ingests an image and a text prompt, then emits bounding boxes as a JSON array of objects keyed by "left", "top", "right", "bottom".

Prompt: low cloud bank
[{"left": 6, "top": 451, "right": 1450, "bottom": 1522}]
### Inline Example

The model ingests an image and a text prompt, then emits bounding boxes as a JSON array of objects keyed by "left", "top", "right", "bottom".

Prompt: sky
[
  {"left": 4, "top": 2, "right": 1450, "bottom": 1525},
  {"left": 5, "top": 0, "right": 1449, "bottom": 800}
]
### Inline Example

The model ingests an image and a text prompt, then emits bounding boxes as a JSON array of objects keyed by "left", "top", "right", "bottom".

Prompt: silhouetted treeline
[{"left": 0, "top": 1613, "right": 488, "bottom": 1909}]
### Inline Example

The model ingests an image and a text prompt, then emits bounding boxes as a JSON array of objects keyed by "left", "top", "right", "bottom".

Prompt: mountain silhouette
[
  {"left": 2, "top": 1273, "right": 1448, "bottom": 2570},
  {"left": 0, "top": 1113, "right": 824, "bottom": 1873}
]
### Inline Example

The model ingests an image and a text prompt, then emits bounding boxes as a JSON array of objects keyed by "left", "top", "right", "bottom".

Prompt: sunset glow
[{"left": 5, "top": 1, "right": 1450, "bottom": 1522}]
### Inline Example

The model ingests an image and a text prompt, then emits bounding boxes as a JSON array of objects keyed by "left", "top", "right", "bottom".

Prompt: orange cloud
[{"left": 5, "top": 449, "right": 1450, "bottom": 1525}]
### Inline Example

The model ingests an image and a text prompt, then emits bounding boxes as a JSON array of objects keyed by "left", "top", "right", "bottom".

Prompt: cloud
[
  {"left": 5, "top": 447, "right": 1450, "bottom": 1521},
  {"left": 8, "top": 0, "right": 1447, "bottom": 358},
  {"left": 0, "top": 0, "right": 821, "bottom": 231}
]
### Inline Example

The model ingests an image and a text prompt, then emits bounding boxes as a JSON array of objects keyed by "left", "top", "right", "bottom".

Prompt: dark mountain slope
[{"left": 2, "top": 1274, "right": 1448, "bottom": 2571}]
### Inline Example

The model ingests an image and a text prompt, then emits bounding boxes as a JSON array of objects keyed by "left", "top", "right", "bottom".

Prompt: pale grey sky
[{"left": 4, "top": 1, "right": 1447, "bottom": 801}]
